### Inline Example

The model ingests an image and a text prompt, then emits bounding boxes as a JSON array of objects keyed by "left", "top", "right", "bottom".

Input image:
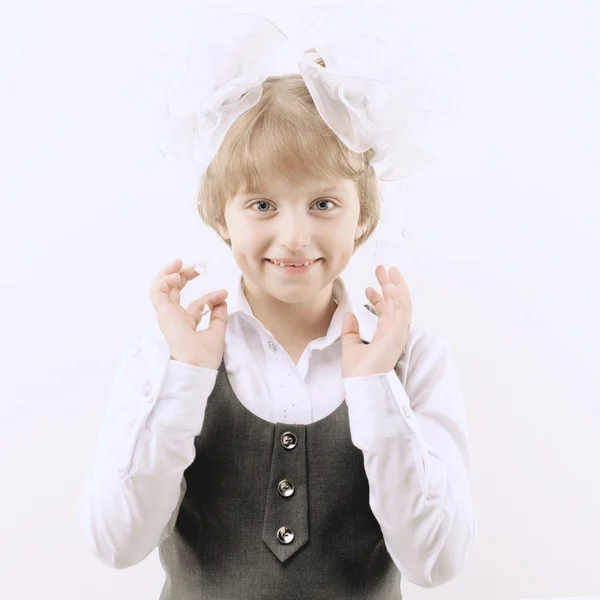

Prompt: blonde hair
[{"left": 196, "top": 53, "right": 382, "bottom": 252}]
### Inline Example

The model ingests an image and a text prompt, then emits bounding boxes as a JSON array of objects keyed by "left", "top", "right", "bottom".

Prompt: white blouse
[{"left": 76, "top": 273, "right": 476, "bottom": 587}]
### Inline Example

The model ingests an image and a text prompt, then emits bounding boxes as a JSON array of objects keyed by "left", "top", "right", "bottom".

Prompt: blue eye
[
  {"left": 251, "top": 199, "right": 335, "bottom": 212},
  {"left": 315, "top": 199, "right": 335, "bottom": 211},
  {"left": 253, "top": 201, "right": 271, "bottom": 212}
]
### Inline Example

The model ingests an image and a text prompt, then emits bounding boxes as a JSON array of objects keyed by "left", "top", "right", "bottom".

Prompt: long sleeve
[
  {"left": 75, "top": 327, "right": 218, "bottom": 569},
  {"left": 343, "top": 333, "right": 476, "bottom": 587}
]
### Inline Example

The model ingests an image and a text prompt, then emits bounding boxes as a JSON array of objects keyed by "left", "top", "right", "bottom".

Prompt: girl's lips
[
  {"left": 265, "top": 258, "right": 323, "bottom": 274},
  {"left": 267, "top": 258, "right": 320, "bottom": 266}
]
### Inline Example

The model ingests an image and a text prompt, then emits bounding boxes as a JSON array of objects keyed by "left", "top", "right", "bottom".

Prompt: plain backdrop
[{"left": 1, "top": 0, "right": 599, "bottom": 599}]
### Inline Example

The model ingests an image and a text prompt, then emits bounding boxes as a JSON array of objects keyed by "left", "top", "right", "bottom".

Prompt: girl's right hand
[{"left": 149, "top": 259, "right": 228, "bottom": 370}]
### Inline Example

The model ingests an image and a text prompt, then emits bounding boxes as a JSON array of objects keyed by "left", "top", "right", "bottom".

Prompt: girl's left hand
[{"left": 341, "top": 265, "right": 412, "bottom": 378}]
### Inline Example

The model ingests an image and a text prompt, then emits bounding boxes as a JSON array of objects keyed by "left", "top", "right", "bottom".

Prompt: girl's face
[{"left": 217, "top": 176, "right": 364, "bottom": 306}]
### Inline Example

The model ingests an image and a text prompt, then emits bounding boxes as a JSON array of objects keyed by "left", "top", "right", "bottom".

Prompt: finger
[
  {"left": 150, "top": 264, "right": 200, "bottom": 301},
  {"left": 158, "top": 258, "right": 183, "bottom": 276},
  {"left": 388, "top": 266, "right": 406, "bottom": 288},
  {"left": 155, "top": 260, "right": 201, "bottom": 285},
  {"left": 365, "top": 287, "right": 385, "bottom": 316},
  {"left": 379, "top": 264, "right": 407, "bottom": 296},
  {"left": 366, "top": 286, "right": 384, "bottom": 300},
  {"left": 165, "top": 265, "right": 201, "bottom": 289},
  {"left": 375, "top": 264, "right": 391, "bottom": 286},
  {"left": 375, "top": 265, "right": 398, "bottom": 314},
  {"left": 149, "top": 270, "right": 174, "bottom": 310},
  {"left": 155, "top": 273, "right": 184, "bottom": 307},
  {"left": 150, "top": 259, "right": 211, "bottom": 317},
  {"left": 149, "top": 268, "right": 199, "bottom": 312},
  {"left": 186, "top": 290, "right": 228, "bottom": 327},
  {"left": 205, "top": 296, "right": 229, "bottom": 338}
]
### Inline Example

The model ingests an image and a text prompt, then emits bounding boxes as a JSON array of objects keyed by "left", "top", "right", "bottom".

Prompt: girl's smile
[{"left": 265, "top": 257, "right": 323, "bottom": 275}]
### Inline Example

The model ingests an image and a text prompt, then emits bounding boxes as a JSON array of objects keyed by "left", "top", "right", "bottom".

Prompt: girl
[{"left": 77, "top": 9, "right": 476, "bottom": 599}]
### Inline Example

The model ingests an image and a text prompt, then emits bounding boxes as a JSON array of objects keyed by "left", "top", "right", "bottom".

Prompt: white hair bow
[{"left": 155, "top": 5, "right": 458, "bottom": 182}]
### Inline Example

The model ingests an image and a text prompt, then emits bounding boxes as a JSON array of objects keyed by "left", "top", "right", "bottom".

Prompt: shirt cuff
[
  {"left": 344, "top": 369, "right": 421, "bottom": 442},
  {"left": 147, "top": 361, "right": 218, "bottom": 433}
]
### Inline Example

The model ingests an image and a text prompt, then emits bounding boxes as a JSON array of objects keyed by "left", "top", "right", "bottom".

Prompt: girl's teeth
[{"left": 271, "top": 259, "right": 314, "bottom": 267}]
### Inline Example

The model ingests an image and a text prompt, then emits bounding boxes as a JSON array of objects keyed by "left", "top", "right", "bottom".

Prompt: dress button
[
  {"left": 277, "top": 479, "right": 295, "bottom": 497},
  {"left": 402, "top": 407, "right": 411, "bottom": 418},
  {"left": 268, "top": 341, "right": 277, "bottom": 351},
  {"left": 280, "top": 431, "right": 297, "bottom": 450},
  {"left": 277, "top": 526, "right": 294, "bottom": 544}
]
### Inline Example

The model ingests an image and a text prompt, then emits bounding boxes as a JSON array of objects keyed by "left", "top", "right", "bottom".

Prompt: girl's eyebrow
[{"left": 242, "top": 184, "right": 341, "bottom": 197}]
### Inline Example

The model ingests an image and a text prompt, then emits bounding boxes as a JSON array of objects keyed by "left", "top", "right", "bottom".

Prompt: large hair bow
[{"left": 154, "top": 4, "right": 458, "bottom": 182}]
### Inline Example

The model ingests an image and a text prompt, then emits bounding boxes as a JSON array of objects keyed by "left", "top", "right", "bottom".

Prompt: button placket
[
  {"left": 262, "top": 425, "right": 308, "bottom": 561},
  {"left": 278, "top": 432, "right": 295, "bottom": 539}
]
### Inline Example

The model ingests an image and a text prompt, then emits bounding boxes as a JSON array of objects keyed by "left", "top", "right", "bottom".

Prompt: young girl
[{"left": 77, "top": 9, "right": 476, "bottom": 599}]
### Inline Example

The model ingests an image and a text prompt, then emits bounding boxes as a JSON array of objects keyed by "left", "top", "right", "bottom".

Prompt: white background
[{"left": 1, "top": 0, "right": 599, "bottom": 599}]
